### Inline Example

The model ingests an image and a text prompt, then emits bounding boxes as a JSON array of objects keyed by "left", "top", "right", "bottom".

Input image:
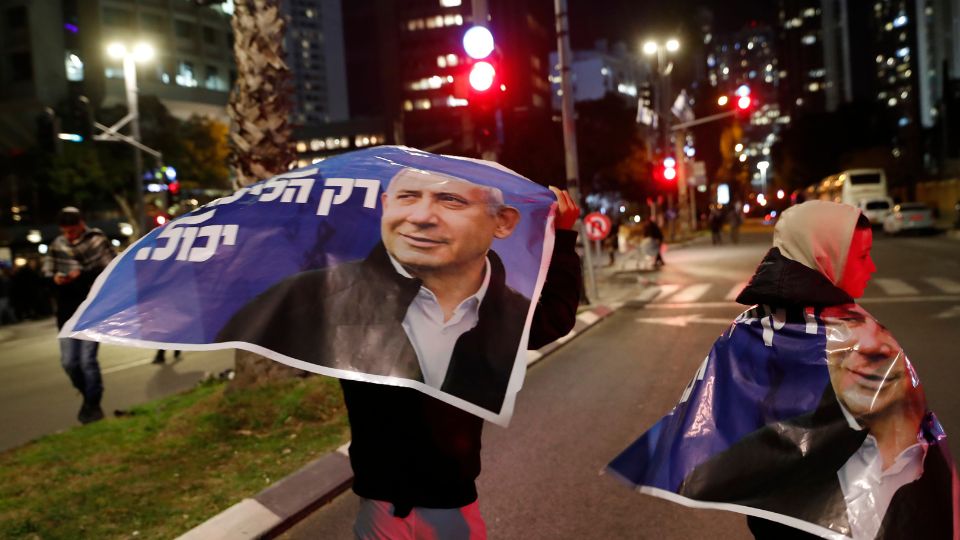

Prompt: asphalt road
[
  {"left": 280, "top": 230, "right": 960, "bottom": 539},
  {"left": 0, "top": 318, "right": 235, "bottom": 451}
]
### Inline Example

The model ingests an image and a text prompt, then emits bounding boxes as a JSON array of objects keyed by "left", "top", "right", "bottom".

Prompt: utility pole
[{"left": 554, "top": 0, "right": 597, "bottom": 301}]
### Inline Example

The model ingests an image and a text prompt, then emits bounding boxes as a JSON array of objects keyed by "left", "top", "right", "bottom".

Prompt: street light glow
[
  {"left": 717, "top": 95, "right": 729, "bottom": 106},
  {"left": 132, "top": 42, "right": 155, "bottom": 62},
  {"left": 665, "top": 38, "right": 680, "bottom": 52},
  {"left": 642, "top": 41, "right": 659, "bottom": 56},
  {"left": 757, "top": 160, "right": 770, "bottom": 171},
  {"left": 107, "top": 42, "right": 127, "bottom": 59},
  {"left": 735, "top": 143, "right": 744, "bottom": 153}
]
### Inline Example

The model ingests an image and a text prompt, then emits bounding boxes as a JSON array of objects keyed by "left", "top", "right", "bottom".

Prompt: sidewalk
[{"left": 177, "top": 232, "right": 710, "bottom": 540}]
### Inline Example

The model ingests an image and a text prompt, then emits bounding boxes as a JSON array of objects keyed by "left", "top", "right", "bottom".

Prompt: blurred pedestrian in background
[
  {"left": 43, "top": 207, "right": 116, "bottom": 424},
  {"left": 643, "top": 218, "right": 665, "bottom": 267},
  {"left": 728, "top": 201, "right": 743, "bottom": 244},
  {"left": 709, "top": 205, "right": 725, "bottom": 245},
  {"left": 0, "top": 261, "right": 17, "bottom": 325}
]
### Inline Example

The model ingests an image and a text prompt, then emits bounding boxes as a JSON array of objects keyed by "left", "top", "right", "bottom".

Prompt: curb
[{"left": 176, "top": 303, "right": 619, "bottom": 540}]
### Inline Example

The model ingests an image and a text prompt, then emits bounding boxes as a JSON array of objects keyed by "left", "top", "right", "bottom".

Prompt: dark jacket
[
  {"left": 342, "top": 230, "right": 581, "bottom": 516},
  {"left": 217, "top": 241, "right": 531, "bottom": 413}
]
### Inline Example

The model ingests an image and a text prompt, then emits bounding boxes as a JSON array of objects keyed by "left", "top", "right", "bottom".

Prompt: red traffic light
[
  {"left": 655, "top": 156, "right": 677, "bottom": 182},
  {"left": 469, "top": 61, "right": 496, "bottom": 92},
  {"left": 736, "top": 95, "right": 752, "bottom": 110},
  {"left": 168, "top": 181, "right": 180, "bottom": 195}
]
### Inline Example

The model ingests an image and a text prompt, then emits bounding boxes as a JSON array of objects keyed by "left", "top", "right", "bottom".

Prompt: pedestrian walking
[
  {"left": 709, "top": 205, "right": 725, "bottom": 245},
  {"left": 43, "top": 207, "right": 116, "bottom": 424},
  {"left": 643, "top": 218, "right": 665, "bottom": 267},
  {"left": 728, "top": 201, "right": 743, "bottom": 244},
  {"left": 0, "top": 262, "right": 18, "bottom": 325}
]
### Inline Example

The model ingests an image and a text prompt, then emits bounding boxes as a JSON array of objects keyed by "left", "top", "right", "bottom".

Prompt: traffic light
[
  {"left": 654, "top": 156, "right": 677, "bottom": 182},
  {"left": 463, "top": 25, "right": 499, "bottom": 94},
  {"left": 733, "top": 85, "right": 755, "bottom": 114}
]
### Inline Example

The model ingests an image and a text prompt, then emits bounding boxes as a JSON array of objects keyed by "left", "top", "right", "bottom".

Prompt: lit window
[
  {"left": 454, "top": 15, "right": 463, "bottom": 25},
  {"left": 65, "top": 52, "right": 84, "bottom": 81},
  {"left": 888, "top": 97, "right": 898, "bottom": 106},
  {"left": 747, "top": 41, "right": 755, "bottom": 50},
  {"left": 803, "top": 7, "right": 816, "bottom": 17},
  {"left": 176, "top": 61, "right": 198, "bottom": 87},
  {"left": 808, "top": 82, "right": 820, "bottom": 91},
  {"left": 403, "top": 100, "right": 414, "bottom": 111},
  {"left": 801, "top": 34, "right": 817, "bottom": 45},
  {"left": 296, "top": 142, "right": 307, "bottom": 152},
  {"left": 437, "top": 55, "right": 447, "bottom": 68},
  {"left": 440, "top": 0, "right": 462, "bottom": 6},
  {"left": 876, "top": 55, "right": 884, "bottom": 63},
  {"left": 898, "top": 117, "right": 909, "bottom": 126},
  {"left": 311, "top": 139, "right": 324, "bottom": 151},
  {"left": 900, "top": 90, "right": 909, "bottom": 99},
  {"left": 447, "top": 54, "right": 459, "bottom": 66},
  {"left": 446, "top": 96, "right": 468, "bottom": 107},
  {"left": 895, "top": 47, "right": 909, "bottom": 58},
  {"left": 415, "top": 99, "right": 431, "bottom": 110},
  {"left": 340, "top": 137, "right": 349, "bottom": 147},
  {"left": 305, "top": 9, "right": 314, "bottom": 18},
  {"left": 893, "top": 14, "right": 907, "bottom": 27},
  {"left": 885, "top": 22, "right": 893, "bottom": 31}
]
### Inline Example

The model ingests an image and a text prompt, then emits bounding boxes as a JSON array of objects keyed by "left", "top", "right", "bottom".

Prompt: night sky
[{"left": 567, "top": 0, "right": 779, "bottom": 50}]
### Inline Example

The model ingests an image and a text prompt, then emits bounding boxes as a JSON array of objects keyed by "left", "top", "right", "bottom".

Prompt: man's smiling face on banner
[
  {"left": 380, "top": 170, "right": 519, "bottom": 275},
  {"left": 823, "top": 306, "right": 918, "bottom": 420}
]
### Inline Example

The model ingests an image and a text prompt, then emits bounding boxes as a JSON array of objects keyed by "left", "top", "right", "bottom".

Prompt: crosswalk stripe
[
  {"left": 667, "top": 284, "right": 713, "bottom": 303},
  {"left": 651, "top": 284, "right": 681, "bottom": 302},
  {"left": 634, "top": 287, "right": 661, "bottom": 302},
  {"left": 725, "top": 282, "right": 748, "bottom": 301},
  {"left": 668, "top": 283, "right": 713, "bottom": 303},
  {"left": 926, "top": 277, "right": 960, "bottom": 294},
  {"left": 872, "top": 278, "right": 919, "bottom": 295}
]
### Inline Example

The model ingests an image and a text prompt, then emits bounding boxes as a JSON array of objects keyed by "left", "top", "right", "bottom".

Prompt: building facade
[{"left": 0, "top": 0, "right": 236, "bottom": 151}]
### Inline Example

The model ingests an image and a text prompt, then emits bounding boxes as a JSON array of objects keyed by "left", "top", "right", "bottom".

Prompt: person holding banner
[{"left": 607, "top": 200, "right": 958, "bottom": 540}]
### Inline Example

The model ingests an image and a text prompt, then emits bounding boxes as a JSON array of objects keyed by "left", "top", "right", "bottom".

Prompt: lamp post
[
  {"left": 757, "top": 160, "right": 770, "bottom": 195},
  {"left": 106, "top": 41, "right": 154, "bottom": 236},
  {"left": 644, "top": 38, "right": 691, "bottom": 235}
]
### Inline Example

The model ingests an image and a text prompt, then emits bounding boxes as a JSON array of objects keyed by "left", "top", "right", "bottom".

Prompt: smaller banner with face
[
  {"left": 607, "top": 304, "right": 958, "bottom": 539},
  {"left": 61, "top": 146, "right": 558, "bottom": 425}
]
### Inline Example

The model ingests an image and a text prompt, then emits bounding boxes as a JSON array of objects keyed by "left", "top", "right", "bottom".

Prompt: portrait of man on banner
[
  {"left": 216, "top": 166, "right": 533, "bottom": 414},
  {"left": 675, "top": 305, "right": 955, "bottom": 539}
]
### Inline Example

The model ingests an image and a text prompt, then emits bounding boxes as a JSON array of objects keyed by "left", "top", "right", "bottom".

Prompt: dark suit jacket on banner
[
  {"left": 216, "top": 243, "right": 531, "bottom": 412},
  {"left": 678, "top": 386, "right": 956, "bottom": 539}
]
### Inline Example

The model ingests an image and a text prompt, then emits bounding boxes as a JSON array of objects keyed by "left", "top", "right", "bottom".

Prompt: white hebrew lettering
[
  {"left": 281, "top": 178, "right": 314, "bottom": 203},
  {"left": 316, "top": 178, "right": 381, "bottom": 216}
]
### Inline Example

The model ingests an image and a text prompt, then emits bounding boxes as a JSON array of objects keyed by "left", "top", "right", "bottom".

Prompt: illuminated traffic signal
[
  {"left": 463, "top": 25, "right": 498, "bottom": 94},
  {"left": 655, "top": 156, "right": 677, "bottom": 182},
  {"left": 663, "top": 157, "right": 677, "bottom": 181},
  {"left": 733, "top": 85, "right": 755, "bottom": 113}
]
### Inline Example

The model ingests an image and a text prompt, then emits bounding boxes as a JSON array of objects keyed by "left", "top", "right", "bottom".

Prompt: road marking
[
  {"left": 872, "top": 278, "right": 919, "bottom": 295},
  {"left": 666, "top": 284, "right": 713, "bottom": 303},
  {"left": 651, "top": 284, "right": 681, "bottom": 302},
  {"left": 934, "top": 305, "right": 960, "bottom": 319},
  {"left": 101, "top": 357, "right": 157, "bottom": 374},
  {"left": 647, "top": 294, "right": 960, "bottom": 310},
  {"left": 633, "top": 287, "right": 661, "bottom": 303},
  {"left": 927, "top": 277, "right": 960, "bottom": 294},
  {"left": 636, "top": 314, "right": 733, "bottom": 327},
  {"left": 725, "top": 282, "right": 748, "bottom": 300}
]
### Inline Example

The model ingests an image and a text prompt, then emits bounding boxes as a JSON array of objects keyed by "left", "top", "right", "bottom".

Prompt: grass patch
[{"left": 0, "top": 376, "right": 350, "bottom": 539}]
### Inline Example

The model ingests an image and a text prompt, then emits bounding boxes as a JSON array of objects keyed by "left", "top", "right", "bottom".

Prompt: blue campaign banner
[
  {"left": 607, "top": 304, "right": 958, "bottom": 539},
  {"left": 61, "top": 146, "right": 558, "bottom": 426}
]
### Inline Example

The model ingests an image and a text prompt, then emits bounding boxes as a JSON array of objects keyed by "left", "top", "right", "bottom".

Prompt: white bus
[{"left": 804, "top": 168, "right": 889, "bottom": 207}]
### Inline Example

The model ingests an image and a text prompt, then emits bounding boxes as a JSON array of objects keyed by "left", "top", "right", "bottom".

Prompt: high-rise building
[
  {"left": 0, "top": 0, "right": 235, "bottom": 151},
  {"left": 704, "top": 23, "right": 783, "bottom": 191},
  {"left": 547, "top": 40, "right": 647, "bottom": 110},
  {"left": 335, "top": 0, "right": 554, "bottom": 160},
  {"left": 281, "top": 0, "right": 348, "bottom": 125},
  {"left": 777, "top": 0, "right": 853, "bottom": 117}
]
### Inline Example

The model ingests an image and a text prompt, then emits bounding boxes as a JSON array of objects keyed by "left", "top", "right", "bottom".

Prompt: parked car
[
  {"left": 883, "top": 202, "right": 936, "bottom": 234},
  {"left": 858, "top": 197, "right": 893, "bottom": 226}
]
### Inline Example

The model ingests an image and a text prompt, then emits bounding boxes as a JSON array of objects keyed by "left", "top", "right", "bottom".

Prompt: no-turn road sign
[{"left": 583, "top": 212, "right": 612, "bottom": 241}]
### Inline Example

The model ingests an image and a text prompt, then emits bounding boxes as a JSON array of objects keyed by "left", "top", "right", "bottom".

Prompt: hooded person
[{"left": 607, "top": 201, "right": 959, "bottom": 540}]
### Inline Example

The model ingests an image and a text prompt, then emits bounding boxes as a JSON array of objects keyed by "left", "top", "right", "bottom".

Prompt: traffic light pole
[
  {"left": 554, "top": 0, "right": 597, "bottom": 302},
  {"left": 670, "top": 110, "right": 738, "bottom": 234}
]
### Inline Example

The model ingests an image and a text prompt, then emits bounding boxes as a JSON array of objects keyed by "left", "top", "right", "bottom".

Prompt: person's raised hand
[{"left": 549, "top": 186, "right": 580, "bottom": 230}]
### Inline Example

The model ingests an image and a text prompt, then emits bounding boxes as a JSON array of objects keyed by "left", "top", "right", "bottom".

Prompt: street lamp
[
  {"left": 757, "top": 160, "right": 770, "bottom": 194},
  {"left": 106, "top": 40, "right": 154, "bottom": 236}
]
